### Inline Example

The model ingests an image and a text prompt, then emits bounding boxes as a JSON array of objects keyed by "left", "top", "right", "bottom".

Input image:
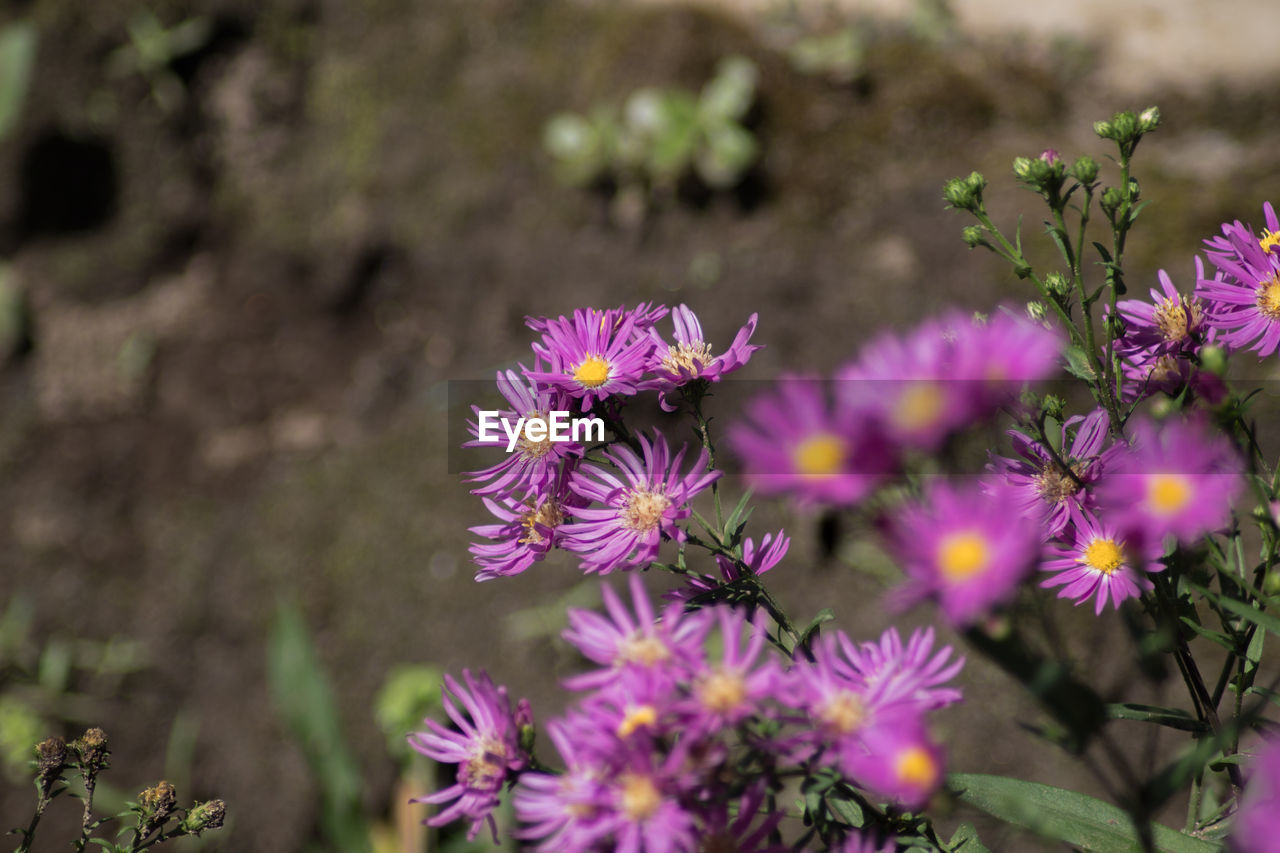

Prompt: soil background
[{"left": 1, "top": 0, "right": 1278, "bottom": 850}]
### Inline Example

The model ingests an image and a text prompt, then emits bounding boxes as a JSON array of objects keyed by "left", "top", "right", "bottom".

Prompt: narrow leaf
[{"left": 1106, "top": 703, "right": 1207, "bottom": 733}]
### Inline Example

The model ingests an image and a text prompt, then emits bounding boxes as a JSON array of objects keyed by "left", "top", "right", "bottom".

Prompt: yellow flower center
[
  {"left": 573, "top": 356, "right": 611, "bottom": 388},
  {"left": 792, "top": 433, "right": 847, "bottom": 477},
  {"left": 1147, "top": 474, "right": 1192, "bottom": 516},
  {"left": 1082, "top": 538, "right": 1124, "bottom": 575},
  {"left": 620, "top": 774, "right": 662, "bottom": 821},
  {"left": 616, "top": 705, "right": 658, "bottom": 738},
  {"left": 660, "top": 341, "right": 713, "bottom": 376},
  {"left": 696, "top": 669, "right": 747, "bottom": 713},
  {"left": 621, "top": 488, "right": 671, "bottom": 532},
  {"left": 892, "top": 383, "right": 945, "bottom": 433},
  {"left": 463, "top": 737, "right": 508, "bottom": 789},
  {"left": 819, "top": 690, "right": 866, "bottom": 734},
  {"left": 1256, "top": 273, "right": 1280, "bottom": 321},
  {"left": 1260, "top": 229, "right": 1280, "bottom": 255},
  {"left": 1153, "top": 297, "right": 1201, "bottom": 343},
  {"left": 517, "top": 410, "right": 553, "bottom": 459},
  {"left": 518, "top": 498, "right": 564, "bottom": 545},
  {"left": 895, "top": 746, "right": 940, "bottom": 790},
  {"left": 618, "top": 632, "right": 670, "bottom": 667},
  {"left": 937, "top": 532, "right": 990, "bottom": 582},
  {"left": 1035, "top": 461, "right": 1082, "bottom": 504}
]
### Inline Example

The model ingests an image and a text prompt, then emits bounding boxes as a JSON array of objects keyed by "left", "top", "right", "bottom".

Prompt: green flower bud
[
  {"left": 1101, "top": 186, "right": 1123, "bottom": 216},
  {"left": 1041, "top": 394, "right": 1067, "bottom": 421},
  {"left": 1070, "top": 155, "right": 1099, "bottom": 184},
  {"left": 1025, "top": 301, "right": 1048, "bottom": 322},
  {"left": 943, "top": 171, "right": 986, "bottom": 212},
  {"left": 1044, "top": 271, "right": 1070, "bottom": 300},
  {"left": 1138, "top": 106, "right": 1161, "bottom": 133},
  {"left": 1012, "top": 156, "right": 1034, "bottom": 181},
  {"left": 1199, "top": 344, "right": 1227, "bottom": 376},
  {"left": 1093, "top": 119, "right": 1113, "bottom": 139},
  {"left": 182, "top": 800, "right": 226, "bottom": 835},
  {"left": 1264, "top": 567, "right": 1280, "bottom": 597},
  {"left": 961, "top": 225, "right": 987, "bottom": 248}
]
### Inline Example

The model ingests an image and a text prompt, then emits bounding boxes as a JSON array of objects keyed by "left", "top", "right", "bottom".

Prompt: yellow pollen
[
  {"left": 895, "top": 746, "right": 940, "bottom": 790},
  {"left": 518, "top": 498, "right": 564, "bottom": 545},
  {"left": 620, "top": 774, "right": 662, "bottom": 821},
  {"left": 621, "top": 488, "right": 671, "bottom": 532},
  {"left": 792, "top": 433, "right": 847, "bottom": 477},
  {"left": 1082, "top": 538, "right": 1125, "bottom": 575},
  {"left": 463, "top": 737, "right": 508, "bottom": 789},
  {"left": 517, "top": 410, "right": 554, "bottom": 459},
  {"left": 1152, "top": 297, "right": 1197, "bottom": 343},
  {"left": 1148, "top": 355, "right": 1180, "bottom": 384},
  {"left": 573, "top": 356, "right": 611, "bottom": 388},
  {"left": 1034, "top": 462, "right": 1082, "bottom": 504},
  {"left": 819, "top": 691, "right": 866, "bottom": 734},
  {"left": 618, "top": 632, "right": 670, "bottom": 667},
  {"left": 617, "top": 705, "right": 658, "bottom": 738},
  {"left": 697, "top": 670, "right": 747, "bottom": 713},
  {"left": 1256, "top": 274, "right": 1280, "bottom": 321},
  {"left": 661, "top": 341, "right": 713, "bottom": 376},
  {"left": 937, "top": 532, "right": 990, "bottom": 582},
  {"left": 1260, "top": 229, "right": 1280, "bottom": 255},
  {"left": 892, "top": 383, "right": 945, "bottom": 433},
  {"left": 1147, "top": 474, "right": 1192, "bottom": 516}
]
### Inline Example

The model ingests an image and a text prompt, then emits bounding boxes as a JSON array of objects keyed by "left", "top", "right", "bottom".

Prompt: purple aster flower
[
  {"left": 696, "top": 782, "right": 786, "bottom": 853},
  {"left": 728, "top": 377, "right": 895, "bottom": 507},
  {"left": 1114, "top": 262, "right": 1210, "bottom": 359},
  {"left": 841, "top": 719, "right": 945, "bottom": 811},
  {"left": 833, "top": 626, "right": 964, "bottom": 712},
  {"left": 561, "top": 430, "right": 720, "bottom": 574},
  {"left": 986, "top": 408, "right": 1118, "bottom": 540},
  {"left": 465, "top": 366, "right": 582, "bottom": 498},
  {"left": 640, "top": 304, "right": 761, "bottom": 411},
  {"left": 1041, "top": 509, "right": 1160, "bottom": 614},
  {"left": 468, "top": 468, "right": 585, "bottom": 581},
  {"left": 675, "top": 607, "right": 781, "bottom": 733},
  {"left": 525, "top": 307, "right": 658, "bottom": 411},
  {"left": 513, "top": 719, "right": 613, "bottom": 853},
  {"left": 408, "top": 670, "right": 527, "bottom": 842},
  {"left": 885, "top": 481, "right": 1042, "bottom": 627},
  {"left": 1232, "top": 736, "right": 1280, "bottom": 853},
  {"left": 668, "top": 530, "right": 790, "bottom": 603},
  {"left": 587, "top": 748, "right": 700, "bottom": 853},
  {"left": 525, "top": 301, "right": 669, "bottom": 336},
  {"left": 562, "top": 572, "right": 712, "bottom": 691},
  {"left": 1096, "top": 417, "right": 1243, "bottom": 545},
  {"left": 948, "top": 308, "right": 1065, "bottom": 399},
  {"left": 1197, "top": 204, "right": 1280, "bottom": 358}
]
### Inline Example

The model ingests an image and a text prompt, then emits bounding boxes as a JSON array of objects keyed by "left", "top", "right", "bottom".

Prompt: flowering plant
[{"left": 417, "top": 108, "right": 1280, "bottom": 852}]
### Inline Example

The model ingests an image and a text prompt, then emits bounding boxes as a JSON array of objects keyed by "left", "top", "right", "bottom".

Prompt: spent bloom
[
  {"left": 408, "top": 670, "right": 527, "bottom": 841},
  {"left": 561, "top": 430, "right": 720, "bottom": 574},
  {"left": 1231, "top": 736, "right": 1280, "bottom": 853},
  {"left": 987, "top": 407, "right": 1118, "bottom": 540},
  {"left": 728, "top": 377, "right": 894, "bottom": 507},
  {"left": 526, "top": 306, "right": 659, "bottom": 410},
  {"left": 886, "top": 481, "right": 1041, "bottom": 627},
  {"left": 641, "top": 304, "right": 760, "bottom": 410},
  {"left": 1041, "top": 509, "right": 1160, "bottom": 614},
  {"left": 1096, "top": 417, "right": 1242, "bottom": 545},
  {"left": 1197, "top": 202, "right": 1280, "bottom": 358}
]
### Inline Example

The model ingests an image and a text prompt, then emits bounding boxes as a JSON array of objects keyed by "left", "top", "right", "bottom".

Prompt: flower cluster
[
  {"left": 412, "top": 576, "right": 964, "bottom": 851},
  {"left": 466, "top": 303, "right": 758, "bottom": 580}
]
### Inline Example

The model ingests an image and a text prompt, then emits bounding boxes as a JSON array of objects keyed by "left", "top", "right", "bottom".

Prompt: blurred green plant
[
  {"left": 543, "top": 56, "right": 759, "bottom": 224},
  {"left": 268, "top": 600, "right": 372, "bottom": 853},
  {"left": 106, "top": 10, "right": 212, "bottom": 112},
  {"left": 374, "top": 664, "right": 441, "bottom": 766},
  {"left": 0, "top": 20, "right": 35, "bottom": 141}
]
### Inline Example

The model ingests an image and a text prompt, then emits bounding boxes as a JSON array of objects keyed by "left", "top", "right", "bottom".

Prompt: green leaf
[
  {"left": 0, "top": 22, "right": 36, "bottom": 140},
  {"left": 1196, "top": 587, "right": 1280, "bottom": 637},
  {"left": 1246, "top": 685, "right": 1280, "bottom": 706},
  {"left": 698, "top": 55, "right": 757, "bottom": 123},
  {"left": 696, "top": 122, "right": 758, "bottom": 189},
  {"left": 1178, "top": 616, "right": 1234, "bottom": 651},
  {"left": 1106, "top": 703, "right": 1207, "bottom": 733},
  {"left": 949, "top": 773, "right": 1218, "bottom": 852},
  {"left": 1064, "top": 345, "right": 1097, "bottom": 381},
  {"left": 798, "top": 609, "right": 834, "bottom": 648},
  {"left": 947, "top": 823, "right": 992, "bottom": 853}
]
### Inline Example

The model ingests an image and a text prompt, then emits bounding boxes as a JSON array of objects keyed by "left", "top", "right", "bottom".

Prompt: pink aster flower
[
  {"left": 1041, "top": 509, "right": 1160, "bottom": 614},
  {"left": 562, "top": 572, "right": 712, "bottom": 691},
  {"left": 728, "top": 377, "right": 895, "bottom": 507},
  {"left": 561, "top": 430, "right": 720, "bottom": 574},
  {"left": 1232, "top": 736, "right": 1280, "bottom": 853},
  {"left": 948, "top": 308, "right": 1065, "bottom": 403},
  {"left": 587, "top": 748, "right": 700, "bottom": 853},
  {"left": 525, "top": 307, "right": 658, "bottom": 411},
  {"left": 696, "top": 782, "right": 786, "bottom": 853},
  {"left": 514, "top": 719, "right": 613, "bottom": 853},
  {"left": 1096, "top": 417, "right": 1243, "bottom": 545},
  {"left": 885, "top": 481, "right": 1042, "bottom": 627},
  {"left": 1115, "top": 262, "right": 1211, "bottom": 360},
  {"left": 468, "top": 468, "right": 586, "bottom": 581},
  {"left": 668, "top": 530, "right": 790, "bottom": 603},
  {"left": 408, "top": 670, "right": 527, "bottom": 842},
  {"left": 841, "top": 720, "right": 945, "bottom": 811},
  {"left": 465, "top": 366, "right": 582, "bottom": 498},
  {"left": 833, "top": 626, "right": 964, "bottom": 712},
  {"left": 640, "top": 304, "right": 761, "bottom": 411},
  {"left": 675, "top": 607, "right": 781, "bottom": 733},
  {"left": 987, "top": 408, "right": 1118, "bottom": 540},
  {"left": 1197, "top": 203, "right": 1280, "bottom": 358}
]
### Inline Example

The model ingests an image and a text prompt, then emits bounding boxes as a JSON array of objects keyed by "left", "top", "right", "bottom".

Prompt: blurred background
[{"left": 1, "top": 0, "right": 1278, "bottom": 850}]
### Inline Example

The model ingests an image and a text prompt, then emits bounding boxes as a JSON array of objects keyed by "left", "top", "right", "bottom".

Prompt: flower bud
[
  {"left": 138, "top": 781, "right": 177, "bottom": 834},
  {"left": 1265, "top": 567, "right": 1280, "bottom": 597},
  {"left": 1041, "top": 394, "right": 1066, "bottom": 421},
  {"left": 1025, "top": 301, "right": 1048, "bottom": 322},
  {"left": 1138, "top": 106, "right": 1161, "bottom": 133},
  {"left": 1070, "top": 155, "right": 1098, "bottom": 184},
  {"left": 943, "top": 171, "right": 986, "bottom": 212},
  {"left": 1039, "top": 148, "right": 1061, "bottom": 166},
  {"left": 1100, "top": 186, "right": 1123, "bottom": 216},
  {"left": 961, "top": 225, "right": 987, "bottom": 249},
  {"left": 182, "top": 800, "right": 226, "bottom": 835},
  {"left": 1012, "top": 156, "right": 1033, "bottom": 181},
  {"left": 1093, "top": 119, "right": 1113, "bottom": 139},
  {"left": 1044, "top": 271, "right": 1070, "bottom": 301},
  {"left": 1199, "top": 344, "right": 1227, "bottom": 377}
]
